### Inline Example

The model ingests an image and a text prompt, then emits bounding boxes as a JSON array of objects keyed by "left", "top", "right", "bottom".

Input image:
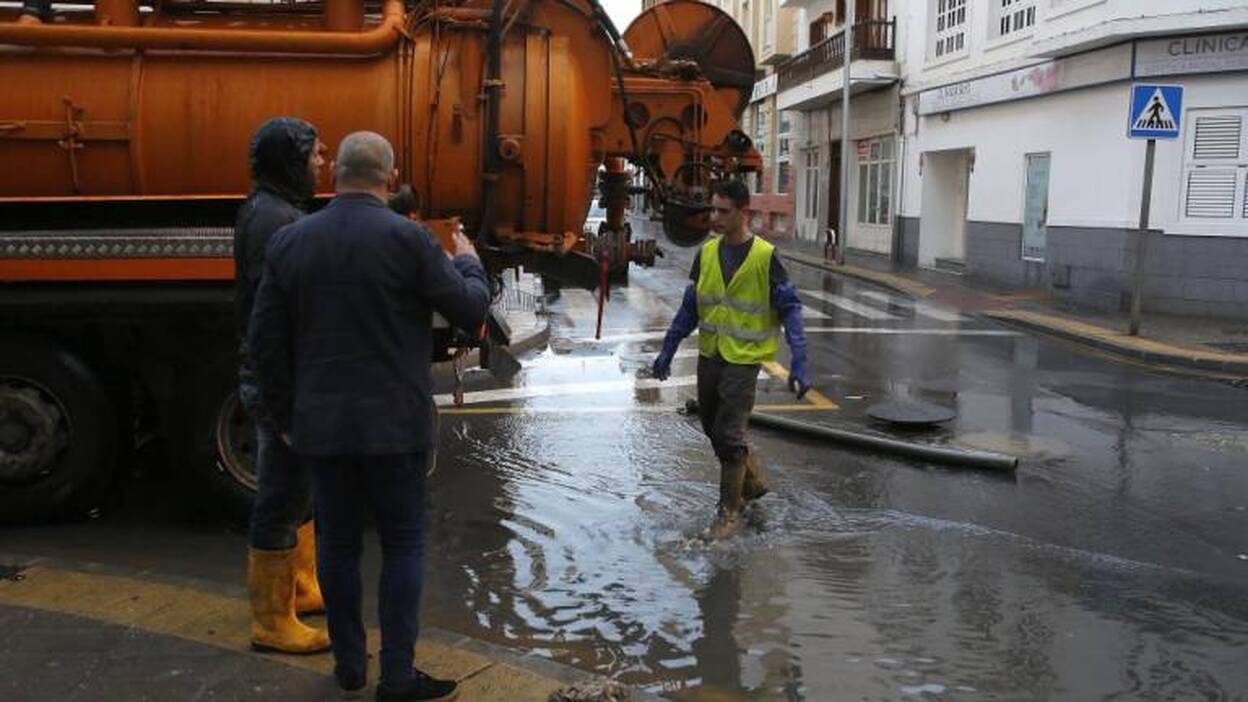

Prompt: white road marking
[
  {"left": 802, "top": 327, "right": 1019, "bottom": 336},
  {"left": 435, "top": 368, "right": 768, "bottom": 406},
  {"left": 859, "top": 291, "right": 966, "bottom": 322},
  {"left": 803, "top": 304, "right": 832, "bottom": 320},
  {"left": 518, "top": 348, "right": 700, "bottom": 369},
  {"left": 801, "top": 289, "right": 899, "bottom": 320}
]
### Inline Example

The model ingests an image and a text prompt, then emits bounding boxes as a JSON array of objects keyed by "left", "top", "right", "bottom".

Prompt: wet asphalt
[{"left": 5, "top": 241, "right": 1248, "bottom": 700}]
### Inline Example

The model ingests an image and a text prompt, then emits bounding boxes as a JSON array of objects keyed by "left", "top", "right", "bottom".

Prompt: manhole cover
[{"left": 866, "top": 399, "right": 956, "bottom": 426}]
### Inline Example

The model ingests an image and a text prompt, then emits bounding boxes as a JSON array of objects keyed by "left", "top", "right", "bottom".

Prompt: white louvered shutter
[{"left": 1183, "top": 110, "right": 1248, "bottom": 222}]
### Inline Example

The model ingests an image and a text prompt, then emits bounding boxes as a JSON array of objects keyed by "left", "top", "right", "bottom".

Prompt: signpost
[{"left": 1126, "top": 84, "right": 1183, "bottom": 336}]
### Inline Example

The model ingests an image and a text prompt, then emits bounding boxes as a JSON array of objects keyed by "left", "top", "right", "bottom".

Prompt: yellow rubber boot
[
  {"left": 248, "top": 548, "right": 332, "bottom": 654},
  {"left": 293, "top": 521, "right": 325, "bottom": 615}
]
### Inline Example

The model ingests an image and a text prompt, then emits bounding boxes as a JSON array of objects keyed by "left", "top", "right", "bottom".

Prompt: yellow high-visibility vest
[{"left": 696, "top": 235, "right": 780, "bottom": 364}]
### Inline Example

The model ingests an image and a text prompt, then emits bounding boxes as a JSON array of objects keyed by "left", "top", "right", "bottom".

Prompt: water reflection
[{"left": 414, "top": 264, "right": 1248, "bottom": 699}]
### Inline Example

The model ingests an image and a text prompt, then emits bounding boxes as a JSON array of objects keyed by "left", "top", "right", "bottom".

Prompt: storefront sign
[
  {"left": 751, "top": 74, "right": 778, "bottom": 103},
  {"left": 1135, "top": 31, "right": 1248, "bottom": 77},
  {"left": 918, "top": 43, "right": 1131, "bottom": 115}
]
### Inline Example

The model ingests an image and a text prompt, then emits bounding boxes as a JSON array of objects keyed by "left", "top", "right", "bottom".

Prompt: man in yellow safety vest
[{"left": 652, "top": 179, "right": 811, "bottom": 538}]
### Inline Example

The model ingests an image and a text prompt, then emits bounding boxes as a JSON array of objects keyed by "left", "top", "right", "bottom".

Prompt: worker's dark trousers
[
  {"left": 240, "top": 379, "right": 313, "bottom": 551},
  {"left": 308, "top": 452, "right": 428, "bottom": 690},
  {"left": 696, "top": 354, "right": 760, "bottom": 462}
]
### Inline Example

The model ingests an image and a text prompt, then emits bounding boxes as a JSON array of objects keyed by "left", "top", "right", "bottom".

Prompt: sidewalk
[
  {"left": 776, "top": 243, "right": 1248, "bottom": 377},
  {"left": 0, "top": 558, "right": 644, "bottom": 702}
]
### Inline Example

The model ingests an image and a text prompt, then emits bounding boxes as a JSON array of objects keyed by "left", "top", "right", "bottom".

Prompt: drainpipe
[{"left": 892, "top": 88, "right": 906, "bottom": 265}]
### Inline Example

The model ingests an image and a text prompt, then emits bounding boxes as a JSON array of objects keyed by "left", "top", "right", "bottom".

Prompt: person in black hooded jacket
[{"left": 234, "top": 117, "right": 331, "bottom": 655}]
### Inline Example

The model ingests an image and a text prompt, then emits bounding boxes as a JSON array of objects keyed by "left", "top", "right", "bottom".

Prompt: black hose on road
[{"left": 749, "top": 412, "right": 1019, "bottom": 472}]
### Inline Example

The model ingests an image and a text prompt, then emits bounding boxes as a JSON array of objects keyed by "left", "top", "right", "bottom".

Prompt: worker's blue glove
[
  {"left": 787, "top": 354, "right": 812, "bottom": 399},
  {"left": 652, "top": 347, "right": 675, "bottom": 381},
  {"left": 653, "top": 285, "right": 698, "bottom": 382}
]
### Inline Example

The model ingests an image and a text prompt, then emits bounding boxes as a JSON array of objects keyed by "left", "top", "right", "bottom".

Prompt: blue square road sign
[{"left": 1128, "top": 84, "right": 1183, "bottom": 140}]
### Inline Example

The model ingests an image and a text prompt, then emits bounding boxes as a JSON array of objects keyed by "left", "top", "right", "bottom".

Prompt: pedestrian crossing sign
[{"left": 1128, "top": 84, "right": 1183, "bottom": 139}]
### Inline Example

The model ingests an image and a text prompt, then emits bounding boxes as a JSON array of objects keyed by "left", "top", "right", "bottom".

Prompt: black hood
[{"left": 249, "top": 117, "right": 318, "bottom": 206}]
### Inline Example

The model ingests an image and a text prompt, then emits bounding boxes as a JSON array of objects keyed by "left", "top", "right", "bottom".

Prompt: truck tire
[
  {"left": 178, "top": 356, "right": 257, "bottom": 528},
  {"left": 0, "top": 335, "right": 117, "bottom": 524}
]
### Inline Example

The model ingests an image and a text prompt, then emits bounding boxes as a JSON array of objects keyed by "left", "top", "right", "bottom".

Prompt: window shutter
[
  {"left": 1185, "top": 170, "right": 1238, "bottom": 219},
  {"left": 1192, "top": 115, "right": 1242, "bottom": 160}
]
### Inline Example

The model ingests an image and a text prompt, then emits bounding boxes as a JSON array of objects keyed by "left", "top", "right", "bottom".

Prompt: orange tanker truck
[{"left": 0, "top": 0, "right": 760, "bottom": 523}]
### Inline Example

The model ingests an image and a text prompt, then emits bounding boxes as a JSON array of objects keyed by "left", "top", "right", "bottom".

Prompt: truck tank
[{"left": 0, "top": 0, "right": 760, "bottom": 523}]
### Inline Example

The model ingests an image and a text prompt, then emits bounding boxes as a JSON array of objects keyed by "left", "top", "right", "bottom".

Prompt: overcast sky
[{"left": 601, "top": 0, "right": 641, "bottom": 33}]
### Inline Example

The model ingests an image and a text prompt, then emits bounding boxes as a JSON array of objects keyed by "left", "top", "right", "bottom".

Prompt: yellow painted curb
[
  {"left": 986, "top": 309, "right": 1248, "bottom": 367},
  {"left": 0, "top": 565, "right": 563, "bottom": 701}
]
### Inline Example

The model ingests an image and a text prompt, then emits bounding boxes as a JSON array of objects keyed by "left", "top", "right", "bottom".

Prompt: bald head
[{"left": 334, "top": 131, "right": 395, "bottom": 191}]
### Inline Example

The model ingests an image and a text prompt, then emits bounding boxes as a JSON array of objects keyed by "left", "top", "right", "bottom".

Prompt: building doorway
[
  {"left": 918, "top": 148, "right": 971, "bottom": 271},
  {"left": 826, "top": 140, "right": 842, "bottom": 249}
]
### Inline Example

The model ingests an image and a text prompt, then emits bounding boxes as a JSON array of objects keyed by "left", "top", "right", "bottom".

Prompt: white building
[{"left": 896, "top": 0, "right": 1248, "bottom": 317}]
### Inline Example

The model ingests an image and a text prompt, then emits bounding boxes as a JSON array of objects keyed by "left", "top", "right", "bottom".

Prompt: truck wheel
[
  {"left": 0, "top": 336, "right": 116, "bottom": 524},
  {"left": 179, "top": 358, "right": 257, "bottom": 528}
]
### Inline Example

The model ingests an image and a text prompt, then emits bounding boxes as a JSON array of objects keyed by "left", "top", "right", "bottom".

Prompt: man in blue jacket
[
  {"left": 249, "top": 131, "right": 489, "bottom": 701},
  {"left": 652, "top": 179, "right": 811, "bottom": 538}
]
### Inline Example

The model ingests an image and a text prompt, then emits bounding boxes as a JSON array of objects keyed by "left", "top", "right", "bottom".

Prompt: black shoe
[
  {"left": 336, "top": 666, "right": 367, "bottom": 700},
  {"left": 375, "top": 669, "right": 458, "bottom": 702}
]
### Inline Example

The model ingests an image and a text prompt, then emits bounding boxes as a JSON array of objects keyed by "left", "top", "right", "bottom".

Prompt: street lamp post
[{"left": 837, "top": 0, "right": 854, "bottom": 265}]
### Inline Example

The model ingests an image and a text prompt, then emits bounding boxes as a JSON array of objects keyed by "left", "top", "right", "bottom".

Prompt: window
[
  {"left": 803, "top": 149, "right": 821, "bottom": 221},
  {"left": 993, "top": 0, "right": 1037, "bottom": 40},
  {"left": 932, "top": 0, "right": 967, "bottom": 60},
  {"left": 777, "top": 161, "right": 792, "bottom": 195},
  {"left": 1182, "top": 109, "right": 1248, "bottom": 222},
  {"left": 778, "top": 110, "right": 791, "bottom": 158},
  {"left": 752, "top": 107, "right": 767, "bottom": 194},
  {"left": 857, "top": 136, "right": 894, "bottom": 225}
]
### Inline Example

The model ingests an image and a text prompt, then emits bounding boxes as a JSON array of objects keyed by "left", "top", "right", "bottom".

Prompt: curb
[
  {"left": 776, "top": 250, "right": 934, "bottom": 299},
  {"left": 984, "top": 311, "right": 1248, "bottom": 377},
  {"left": 0, "top": 551, "right": 663, "bottom": 701},
  {"left": 778, "top": 247, "right": 1248, "bottom": 377}
]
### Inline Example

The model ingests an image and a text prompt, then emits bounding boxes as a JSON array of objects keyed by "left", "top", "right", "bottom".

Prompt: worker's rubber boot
[
  {"left": 292, "top": 521, "right": 325, "bottom": 615},
  {"left": 742, "top": 450, "right": 769, "bottom": 502},
  {"left": 248, "top": 548, "right": 331, "bottom": 655},
  {"left": 708, "top": 457, "right": 747, "bottom": 540}
]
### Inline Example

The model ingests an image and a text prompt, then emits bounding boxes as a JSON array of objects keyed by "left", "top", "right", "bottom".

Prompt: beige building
[
  {"left": 719, "top": 0, "right": 799, "bottom": 239},
  {"left": 639, "top": 0, "right": 799, "bottom": 239}
]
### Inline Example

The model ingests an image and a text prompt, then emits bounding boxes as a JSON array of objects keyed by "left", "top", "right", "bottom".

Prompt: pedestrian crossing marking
[
  {"left": 801, "top": 289, "right": 898, "bottom": 320},
  {"left": 803, "top": 304, "right": 832, "bottom": 319},
  {"left": 858, "top": 291, "right": 965, "bottom": 322}
]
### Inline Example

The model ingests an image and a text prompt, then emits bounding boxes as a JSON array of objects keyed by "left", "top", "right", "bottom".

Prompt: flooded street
[
  {"left": 6, "top": 244, "right": 1248, "bottom": 699},
  {"left": 417, "top": 245, "right": 1248, "bottom": 698}
]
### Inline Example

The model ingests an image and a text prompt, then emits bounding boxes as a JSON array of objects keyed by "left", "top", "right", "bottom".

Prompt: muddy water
[{"left": 419, "top": 270, "right": 1248, "bottom": 699}]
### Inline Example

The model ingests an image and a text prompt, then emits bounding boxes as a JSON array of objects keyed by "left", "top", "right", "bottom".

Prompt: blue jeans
[
  {"left": 242, "top": 380, "right": 313, "bottom": 550},
  {"left": 309, "top": 452, "right": 428, "bottom": 688}
]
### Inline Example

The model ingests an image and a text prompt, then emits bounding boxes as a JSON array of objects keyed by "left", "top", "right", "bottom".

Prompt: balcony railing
[{"left": 777, "top": 19, "right": 896, "bottom": 93}]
